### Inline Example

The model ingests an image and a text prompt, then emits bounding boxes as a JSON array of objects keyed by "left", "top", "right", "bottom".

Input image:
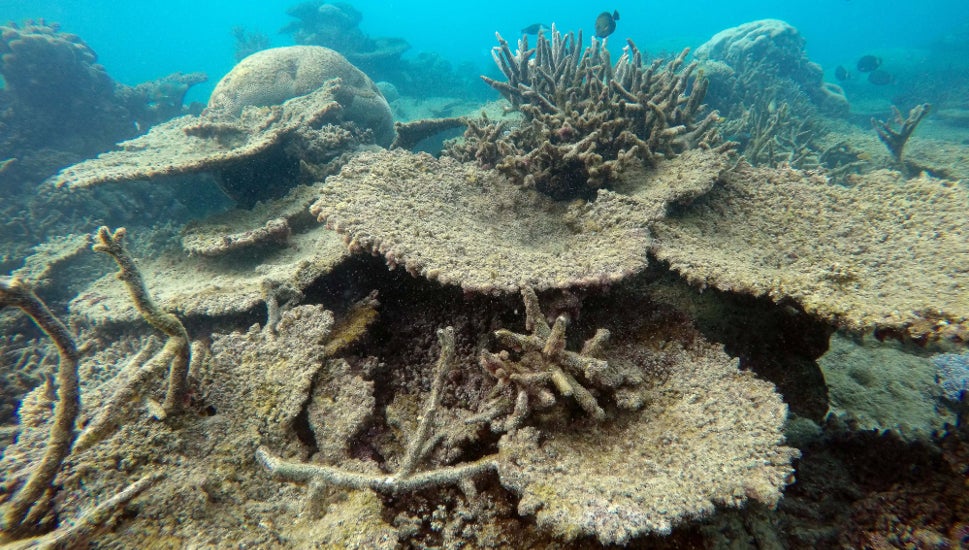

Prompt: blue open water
[{"left": 3, "top": 0, "right": 967, "bottom": 101}]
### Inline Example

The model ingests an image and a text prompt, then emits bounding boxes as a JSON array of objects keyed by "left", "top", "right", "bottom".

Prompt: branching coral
[
  {"left": 91, "top": 227, "right": 190, "bottom": 416},
  {"left": 872, "top": 103, "right": 931, "bottom": 166},
  {"left": 0, "top": 276, "right": 79, "bottom": 538},
  {"left": 475, "top": 287, "right": 618, "bottom": 425},
  {"left": 257, "top": 327, "right": 499, "bottom": 494},
  {"left": 454, "top": 27, "right": 723, "bottom": 200}
]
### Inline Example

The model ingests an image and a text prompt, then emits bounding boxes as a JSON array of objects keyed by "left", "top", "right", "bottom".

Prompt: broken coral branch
[
  {"left": 871, "top": 103, "right": 930, "bottom": 165},
  {"left": 93, "top": 226, "right": 190, "bottom": 416},
  {"left": 257, "top": 326, "right": 498, "bottom": 495},
  {"left": 0, "top": 277, "right": 80, "bottom": 537}
]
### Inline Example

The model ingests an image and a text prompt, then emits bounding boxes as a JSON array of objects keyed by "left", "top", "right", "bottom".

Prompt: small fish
[
  {"left": 595, "top": 10, "right": 619, "bottom": 38},
  {"left": 856, "top": 55, "right": 882, "bottom": 72},
  {"left": 835, "top": 65, "right": 851, "bottom": 81},
  {"left": 867, "top": 69, "right": 894, "bottom": 85},
  {"left": 521, "top": 23, "right": 551, "bottom": 35}
]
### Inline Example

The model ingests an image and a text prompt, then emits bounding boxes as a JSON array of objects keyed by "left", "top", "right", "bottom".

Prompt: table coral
[
  {"left": 53, "top": 47, "right": 390, "bottom": 206},
  {"left": 495, "top": 307, "right": 798, "bottom": 545},
  {"left": 311, "top": 149, "right": 653, "bottom": 293},
  {"left": 652, "top": 163, "right": 969, "bottom": 343}
]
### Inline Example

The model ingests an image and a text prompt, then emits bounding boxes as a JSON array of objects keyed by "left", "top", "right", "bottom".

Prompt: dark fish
[
  {"left": 856, "top": 55, "right": 882, "bottom": 72},
  {"left": 835, "top": 65, "right": 851, "bottom": 81},
  {"left": 867, "top": 69, "right": 894, "bottom": 85},
  {"left": 595, "top": 10, "right": 619, "bottom": 38},
  {"left": 521, "top": 23, "right": 550, "bottom": 35}
]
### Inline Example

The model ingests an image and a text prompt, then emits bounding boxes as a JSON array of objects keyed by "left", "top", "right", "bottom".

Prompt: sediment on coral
[
  {"left": 53, "top": 46, "right": 392, "bottom": 206},
  {"left": 451, "top": 27, "right": 723, "bottom": 200},
  {"left": 0, "top": 276, "right": 79, "bottom": 539},
  {"left": 651, "top": 161, "right": 969, "bottom": 343}
]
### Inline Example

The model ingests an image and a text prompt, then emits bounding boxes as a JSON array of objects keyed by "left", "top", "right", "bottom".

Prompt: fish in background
[
  {"left": 521, "top": 23, "right": 551, "bottom": 35},
  {"left": 835, "top": 65, "right": 851, "bottom": 81},
  {"left": 856, "top": 55, "right": 882, "bottom": 72},
  {"left": 867, "top": 69, "right": 895, "bottom": 85},
  {"left": 595, "top": 10, "right": 619, "bottom": 38}
]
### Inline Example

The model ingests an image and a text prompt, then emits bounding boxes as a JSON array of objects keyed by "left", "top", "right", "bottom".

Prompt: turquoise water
[{"left": 3, "top": 0, "right": 967, "bottom": 101}]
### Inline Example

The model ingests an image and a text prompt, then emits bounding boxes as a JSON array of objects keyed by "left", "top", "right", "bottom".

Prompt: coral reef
[
  {"left": 694, "top": 19, "right": 851, "bottom": 173},
  {"left": 280, "top": 1, "right": 409, "bottom": 78},
  {"left": 652, "top": 162, "right": 969, "bottom": 343},
  {"left": 455, "top": 28, "right": 723, "bottom": 200},
  {"left": 53, "top": 46, "right": 391, "bottom": 206},
  {"left": 0, "top": 20, "right": 206, "bottom": 189}
]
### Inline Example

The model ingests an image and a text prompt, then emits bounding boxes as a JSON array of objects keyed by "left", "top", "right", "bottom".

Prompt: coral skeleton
[
  {"left": 459, "top": 26, "right": 722, "bottom": 199},
  {"left": 0, "top": 277, "right": 80, "bottom": 537},
  {"left": 476, "top": 287, "right": 617, "bottom": 425},
  {"left": 871, "top": 103, "right": 931, "bottom": 164},
  {"left": 90, "top": 226, "right": 190, "bottom": 416},
  {"left": 257, "top": 326, "right": 499, "bottom": 494}
]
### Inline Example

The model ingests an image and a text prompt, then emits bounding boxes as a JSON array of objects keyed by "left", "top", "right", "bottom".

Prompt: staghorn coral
[
  {"left": 454, "top": 27, "right": 723, "bottom": 200},
  {"left": 258, "top": 326, "right": 499, "bottom": 495},
  {"left": 494, "top": 302, "right": 799, "bottom": 545},
  {"left": 53, "top": 46, "right": 391, "bottom": 206},
  {"left": 0, "top": 277, "right": 79, "bottom": 539},
  {"left": 90, "top": 227, "right": 190, "bottom": 417},
  {"left": 476, "top": 287, "right": 619, "bottom": 424},
  {"left": 652, "top": 162, "right": 969, "bottom": 343},
  {"left": 872, "top": 103, "right": 931, "bottom": 167},
  {"left": 311, "top": 148, "right": 725, "bottom": 294}
]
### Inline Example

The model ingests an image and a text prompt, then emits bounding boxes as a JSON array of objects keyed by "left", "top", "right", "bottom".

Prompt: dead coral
[
  {"left": 92, "top": 227, "right": 190, "bottom": 417},
  {"left": 652, "top": 162, "right": 969, "bottom": 343},
  {"left": 53, "top": 46, "right": 391, "bottom": 206},
  {"left": 872, "top": 103, "right": 931, "bottom": 166},
  {"left": 454, "top": 27, "right": 722, "bottom": 200},
  {"left": 495, "top": 307, "right": 799, "bottom": 545},
  {"left": 311, "top": 149, "right": 652, "bottom": 293},
  {"left": 257, "top": 327, "right": 500, "bottom": 494},
  {"left": 0, "top": 277, "right": 79, "bottom": 539},
  {"left": 476, "top": 287, "right": 619, "bottom": 425}
]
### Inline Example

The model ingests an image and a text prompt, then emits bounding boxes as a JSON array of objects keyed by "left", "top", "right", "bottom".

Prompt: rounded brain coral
[{"left": 207, "top": 45, "right": 394, "bottom": 146}]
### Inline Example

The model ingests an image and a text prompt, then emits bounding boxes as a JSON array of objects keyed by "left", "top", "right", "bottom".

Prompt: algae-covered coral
[{"left": 3, "top": 11, "right": 969, "bottom": 549}]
